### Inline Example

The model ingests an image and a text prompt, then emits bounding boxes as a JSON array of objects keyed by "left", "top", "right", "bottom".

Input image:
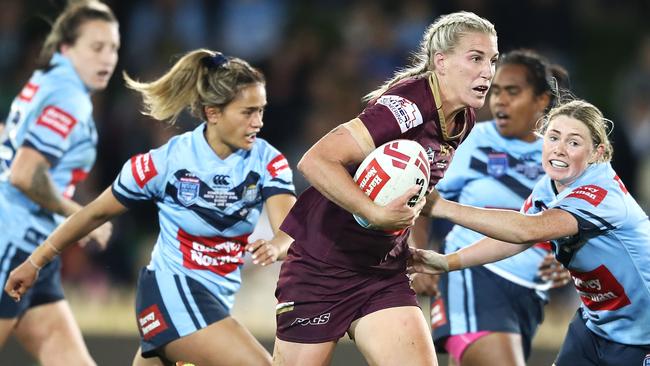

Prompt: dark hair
[
  {"left": 38, "top": 0, "right": 117, "bottom": 68},
  {"left": 124, "top": 49, "right": 265, "bottom": 125},
  {"left": 498, "top": 49, "right": 570, "bottom": 112}
]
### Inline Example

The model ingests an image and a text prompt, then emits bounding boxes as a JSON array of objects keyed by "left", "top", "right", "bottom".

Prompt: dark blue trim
[
  {"left": 24, "top": 132, "right": 64, "bottom": 153},
  {"left": 261, "top": 187, "right": 295, "bottom": 200},
  {"left": 469, "top": 157, "right": 532, "bottom": 199},
  {"left": 111, "top": 185, "right": 140, "bottom": 209},
  {"left": 115, "top": 173, "right": 150, "bottom": 199},
  {"left": 174, "top": 275, "right": 201, "bottom": 329},
  {"left": 22, "top": 139, "right": 60, "bottom": 166},
  {"left": 576, "top": 208, "right": 616, "bottom": 231}
]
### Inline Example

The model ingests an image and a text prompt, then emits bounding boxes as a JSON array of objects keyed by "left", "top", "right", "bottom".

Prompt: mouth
[
  {"left": 245, "top": 132, "right": 258, "bottom": 142},
  {"left": 549, "top": 159, "right": 568, "bottom": 168},
  {"left": 473, "top": 85, "right": 489, "bottom": 96},
  {"left": 96, "top": 70, "right": 112, "bottom": 79}
]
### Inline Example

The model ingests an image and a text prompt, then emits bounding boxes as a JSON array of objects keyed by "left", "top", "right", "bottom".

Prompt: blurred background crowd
[{"left": 1, "top": 0, "right": 649, "bottom": 362}]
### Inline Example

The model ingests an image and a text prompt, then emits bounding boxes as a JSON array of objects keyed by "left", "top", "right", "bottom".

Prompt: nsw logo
[
  {"left": 487, "top": 152, "right": 508, "bottom": 177},
  {"left": 177, "top": 176, "right": 200, "bottom": 206}
]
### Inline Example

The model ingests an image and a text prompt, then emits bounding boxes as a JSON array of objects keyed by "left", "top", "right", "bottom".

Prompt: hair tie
[{"left": 202, "top": 53, "right": 229, "bottom": 69}]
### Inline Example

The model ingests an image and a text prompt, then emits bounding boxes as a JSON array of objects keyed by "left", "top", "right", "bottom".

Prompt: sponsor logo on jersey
[
  {"left": 177, "top": 176, "right": 200, "bottom": 206},
  {"left": 290, "top": 313, "right": 331, "bottom": 327},
  {"left": 18, "top": 82, "right": 39, "bottom": 102},
  {"left": 36, "top": 105, "right": 77, "bottom": 138},
  {"left": 138, "top": 304, "right": 168, "bottom": 340},
  {"left": 566, "top": 185, "right": 607, "bottom": 207},
  {"left": 355, "top": 158, "right": 390, "bottom": 200},
  {"left": 131, "top": 153, "right": 158, "bottom": 188},
  {"left": 487, "top": 152, "right": 508, "bottom": 177},
  {"left": 430, "top": 298, "right": 447, "bottom": 329},
  {"left": 177, "top": 228, "right": 248, "bottom": 275},
  {"left": 212, "top": 174, "right": 230, "bottom": 186},
  {"left": 267, "top": 154, "right": 290, "bottom": 178},
  {"left": 376, "top": 95, "right": 423, "bottom": 133},
  {"left": 570, "top": 265, "right": 631, "bottom": 311}
]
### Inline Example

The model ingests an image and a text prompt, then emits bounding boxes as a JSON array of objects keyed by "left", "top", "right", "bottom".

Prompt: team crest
[
  {"left": 178, "top": 176, "right": 200, "bottom": 206},
  {"left": 438, "top": 144, "right": 451, "bottom": 157},
  {"left": 242, "top": 184, "right": 259, "bottom": 203},
  {"left": 643, "top": 354, "right": 650, "bottom": 366},
  {"left": 487, "top": 152, "right": 508, "bottom": 177}
]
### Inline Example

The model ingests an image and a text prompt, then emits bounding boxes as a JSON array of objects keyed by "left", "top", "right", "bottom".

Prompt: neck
[{"left": 204, "top": 125, "right": 232, "bottom": 159}]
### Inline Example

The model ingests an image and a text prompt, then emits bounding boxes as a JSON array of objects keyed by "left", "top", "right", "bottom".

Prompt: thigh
[
  {"left": 0, "top": 318, "right": 18, "bottom": 347},
  {"left": 352, "top": 306, "right": 437, "bottom": 366},
  {"left": 272, "top": 337, "right": 337, "bottom": 366},
  {"left": 14, "top": 300, "right": 94, "bottom": 366},
  {"left": 162, "top": 316, "right": 271, "bottom": 366},
  {"left": 461, "top": 332, "right": 525, "bottom": 366}
]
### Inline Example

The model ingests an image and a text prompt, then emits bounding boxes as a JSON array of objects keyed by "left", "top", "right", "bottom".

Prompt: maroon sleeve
[{"left": 358, "top": 78, "right": 436, "bottom": 147}]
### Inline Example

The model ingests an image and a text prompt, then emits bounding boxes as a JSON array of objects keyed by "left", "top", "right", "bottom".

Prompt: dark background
[{"left": 1, "top": 1, "right": 649, "bottom": 364}]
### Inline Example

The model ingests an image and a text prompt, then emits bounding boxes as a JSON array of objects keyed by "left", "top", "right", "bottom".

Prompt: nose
[
  {"left": 251, "top": 112, "right": 263, "bottom": 129},
  {"left": 483, "top": 61, "right": 495, "bottom": 81}
]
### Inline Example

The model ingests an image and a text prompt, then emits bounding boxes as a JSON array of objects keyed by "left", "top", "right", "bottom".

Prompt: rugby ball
[{"left": 353, "top": 139, "right": 430, "bottom": 228}]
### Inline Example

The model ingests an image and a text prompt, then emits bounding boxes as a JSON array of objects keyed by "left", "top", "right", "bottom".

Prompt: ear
[
  {"left": 433, "top": 52, "right": 446, "bottom": 74},
  {"left": 204, "top": 106, "right": 221, "bottom": 124},
  {"left": 60, "top": 44, "right": 71, "bottom": 55},
  {"left": 590, "top": 144, "right": 605, "bottom": 163},
  {"left": 535, "top": 93, "right": 551, "bottom": 113}
]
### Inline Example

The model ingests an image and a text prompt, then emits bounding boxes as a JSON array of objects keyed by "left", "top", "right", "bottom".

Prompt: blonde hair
[
  {"left": 39, "top": 0, "right": 117, "bottom": 68},
  {"left": 539, "top": 100, "right": 614, "bottom": 162},
  {"left": 364, "top": 11, "right": 496, "bottom": 101},
  {"left": 124, "top": 49, "right": 265, "bottom": 125}
]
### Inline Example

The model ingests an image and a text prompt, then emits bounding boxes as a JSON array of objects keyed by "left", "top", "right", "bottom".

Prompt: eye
[{"left": 471, "top": 55, "right": 481, "bottom": 62}]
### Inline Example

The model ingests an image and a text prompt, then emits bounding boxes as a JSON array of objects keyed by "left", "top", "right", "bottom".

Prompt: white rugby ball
[{"left": 352, "top": 139, "right": 430, "bottom": 228}]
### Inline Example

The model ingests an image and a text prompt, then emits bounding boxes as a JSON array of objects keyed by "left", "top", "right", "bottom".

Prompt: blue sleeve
[
  {"left": 259, "top": 142, "right": 295, "bottom": 200},
  {"left": 23, "top": 89, "right": 91, "bottom": 165},
  {"left": 435, "top": 128, "right": 478, "bottom": 200},
  {"left": 111, "top": 146, "right": 168, "bottom": 207},
  {"left": 554, "top": 183, "right": 626, "bottom": 237}
]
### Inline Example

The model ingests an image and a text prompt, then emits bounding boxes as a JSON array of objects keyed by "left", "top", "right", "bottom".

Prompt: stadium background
[{"left": 1, "top": 0, "right": 649, "bottom": 364}]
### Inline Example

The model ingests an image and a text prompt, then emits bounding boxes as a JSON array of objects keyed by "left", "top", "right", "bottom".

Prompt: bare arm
[
  {"left": 247, "top": 193, "right": 297, "bottom": 265},
  {"left": 5, "top": 187, "right": 127, "bottom": 301},
  {"left": 298, "top": 118, "right": 421, "bottom": 230},
  {"left": 409, "top": 236, "right": 532, "bottom": 275},
  {"left": 426, "top": 197, "right": 579, "bottom": 244},
  {"left": 10, "top": 147, "right": 81, "bottom": 216}
]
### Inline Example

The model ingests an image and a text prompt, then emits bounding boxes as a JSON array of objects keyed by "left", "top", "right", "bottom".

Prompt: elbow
[
  {"left": 9, "top": 171, "right": 30, "bottom": 194},
  {"left": 296, "top": 151, "right": 318, "bottom": 179},
  {"left": 513, "top": 227, "right": 546, "bottom": 244}
]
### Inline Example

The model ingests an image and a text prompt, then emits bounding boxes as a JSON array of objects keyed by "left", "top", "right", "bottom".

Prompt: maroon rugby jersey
[{"left": 281, "top": 75, "right": 476, "bottom": 273}]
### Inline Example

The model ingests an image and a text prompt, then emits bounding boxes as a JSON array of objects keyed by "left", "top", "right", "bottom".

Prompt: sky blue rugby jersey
[
  {"left": 526, "top": 162, "right": 650, "bottom": 345},
  {"left": 437, "top": 120, "right": 550, "bottom": 290},
  {"left": 112, "top": 123, "right": 295, "bottom": 310},
  {"left": 0, "top": 53, "right": 96, "bottom": 252}
]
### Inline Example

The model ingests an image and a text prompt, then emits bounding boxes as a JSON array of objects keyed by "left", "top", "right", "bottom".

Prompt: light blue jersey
[
  {"left": 526, "top": 162, "right": 650, "bottom": 345},
  {"left": 0, "top": 53, "right": 96, "bottom": 252},
  {"left": 437, "top": 121, "right": 549, "bottom": 290},
  {"left": 112, "top": 123, "right": 295, "bottom": 310}
]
